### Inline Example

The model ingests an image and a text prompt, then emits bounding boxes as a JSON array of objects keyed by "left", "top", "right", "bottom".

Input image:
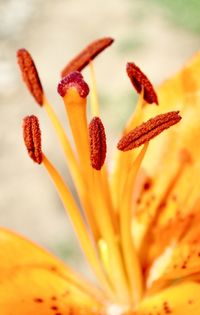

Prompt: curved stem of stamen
[
  {"left": 100, "top": 166, "right": 119, "bottom": 232},
  {"left": 91, "top": 169, "right": 131, "bottom": 304},
  {"left": 120, "top": 143, "right": 148, "bottom": 304},
  {"left": 42, "top": 153, "right": 114, "bottom": 299},
  {"left": 89, "top": 60, "right": 100, "bottom": 117},
  {"left": 43, "top": 97, "right": 81, "bottom": 183},
  {"left": 124, "top": 89, "right": 144, "bottom": 134},
  {"left": 111, "top": 90, "right": 144, "bottom": 212}
]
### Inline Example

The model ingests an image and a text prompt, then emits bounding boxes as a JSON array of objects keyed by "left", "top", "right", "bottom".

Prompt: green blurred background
[{"left": 0, "top": 0, "right": 200, "bottom": 277}]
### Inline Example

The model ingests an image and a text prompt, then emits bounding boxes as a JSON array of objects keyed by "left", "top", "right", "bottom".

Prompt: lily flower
[{"left": 1, "top": 37, "right": 200, "bottom": 315}]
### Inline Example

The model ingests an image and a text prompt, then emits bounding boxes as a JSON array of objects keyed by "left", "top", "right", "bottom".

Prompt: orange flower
[{"left": 1, "top": 38, "right": 200, "bottom": 314}]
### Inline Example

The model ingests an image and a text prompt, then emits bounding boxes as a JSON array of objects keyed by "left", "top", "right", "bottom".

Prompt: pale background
[{"left": 1, "top": 0, "right": 200, "bottom": 276}]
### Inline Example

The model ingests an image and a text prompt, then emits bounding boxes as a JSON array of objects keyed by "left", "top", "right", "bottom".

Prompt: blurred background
[{"left": 1, "top": 0, "right": 200, "bottom": 277}]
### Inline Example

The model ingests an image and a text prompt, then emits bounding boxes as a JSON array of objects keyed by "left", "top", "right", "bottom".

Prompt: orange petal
[
  {"left": 132, "top": 52, "right": 200, "bottom": 269},
  {"left": 141, "top": 51, "right": 200, "bottom": 179},
  {"left": 128, "top": 281, "right": 200, "bottom": 315},
  {"left": 147, "top": 210, "right": 200, "bottom": 288},
  {"left": 0, "top": 228, "right": 106, "bottom": 315}
]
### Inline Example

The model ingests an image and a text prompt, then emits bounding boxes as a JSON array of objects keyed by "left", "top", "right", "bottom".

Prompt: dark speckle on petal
[{"left": 33, "top": 297, "right": 44, "bottom": 303}]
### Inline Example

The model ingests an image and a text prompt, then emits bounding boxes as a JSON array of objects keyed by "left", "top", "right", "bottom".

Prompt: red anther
[
  {"left": 61, "top": 37, "right": 114, "bottom": 77},
  {"left": 126, "top": 62, "right": 158, "bottom": 105},
  {"left": 23, "top": 115, "right": 42, "bottom": 164},
  {"left": 17, "top": 49, "right": 43, "bottom": 106},
  {"left": 89, "top": 117, "right": 107, "bottom": 170},
  {"left": 117, "top": 111, "right": 181, "bottom": 151}
]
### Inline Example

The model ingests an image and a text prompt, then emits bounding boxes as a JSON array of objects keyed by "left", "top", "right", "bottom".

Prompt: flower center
[{"left": 18, "top": 38, "right": 182, "bottom": 309}]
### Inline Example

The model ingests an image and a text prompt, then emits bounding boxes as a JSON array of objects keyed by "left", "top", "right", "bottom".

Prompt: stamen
[
  {"left": 89, "top": 117, "right": 107, "bottom": 170},
  {"left": 23, "top": 115, "right": 113, "bottom": 297},
  {"left": 17, "top": 50, "right": 88, "bottom": 216},
  {"left": 117, "top": 111, "right": 182, "bottom": 151},
  {"left": 23, "top": 115, "right": 42, "bottom": 164},
  {"left": 120, "top": 143, "right": 149, "bottom": 303},
  {"left": 17, "top": 49, "right": 43, "bottom": 106},
  {"left": 98, "top": 239, "right": 110, "bottom": 275},
  {"left": 88, "top": 116, "right": 128, "bottom": 300},
  {"left": 89, "top": 61, "right": 100, "bottom": 117},
  {"left": 88, "top": 116, "right": 130, "bottom": 302},
  {"left": 61, "top": 37, "right": 114, "bottom": 77},
  {"left": 58, "top": 71, "right": 89, "bottom": 98},
  {"left": 110, "top": 91, "right": 145, "bottom": 211},
  {"left": 91, "top": 170, "right": 131, "bottom": 302},
  {"left": 126, "top": 62, "right": 158, "bottom": 105},
  {"left": 42, "top": 154, "right": 114, "bottom": 299}
]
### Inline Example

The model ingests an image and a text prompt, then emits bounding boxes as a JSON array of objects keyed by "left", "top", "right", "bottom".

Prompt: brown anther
[
  {"left": 17, "top": 49, "right": 43, "bottom": 106},
  {"left": 117, "top": 111, "right": 181, "bottom": 151},
  {"left": 23, "top": 115, "right": 42, "bottom": 164},
  {"left": 61, "top": 37, "right": 114, "bottom": 77},
  {"left": 126, "top": 62, "right": 158, "bottom": 105},
  {"left": 89, "top": 117, "right": 107, "bottom": 170}
]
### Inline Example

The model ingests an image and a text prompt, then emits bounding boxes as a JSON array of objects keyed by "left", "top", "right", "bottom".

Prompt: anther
[
  {"left": 89, "top": 117, "right": 107, "bottom": 170},
  {"left": 17, "top": 49, "right": 43, "bottom": 106},
  {"left": 23, "top": 115, "right": 42, "bottom": 164},
  {"left": 61, "top": 37, "right": 114, "bottom": 77},
  {"left": 57, "top": 71, "right": 89, "bottom": 98},
  {"left": 117, "top": 111, "right": 181, "bottom": 151},
  {"left": 126, "top": 62, "right": 158, "bottom": 105}
]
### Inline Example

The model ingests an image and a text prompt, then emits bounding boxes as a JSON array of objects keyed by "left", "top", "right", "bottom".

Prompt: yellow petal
[
  {"left": 132, "top": 281, "right": 200, "bottom": 315},
  {"left": 0, "top": 228, "right": 106, "bottom": 315}
]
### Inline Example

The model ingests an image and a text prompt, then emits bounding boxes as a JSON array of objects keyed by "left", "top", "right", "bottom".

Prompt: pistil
[{"left": 58, "top": 72, "right": 91, "bottom": 173}]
